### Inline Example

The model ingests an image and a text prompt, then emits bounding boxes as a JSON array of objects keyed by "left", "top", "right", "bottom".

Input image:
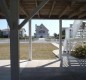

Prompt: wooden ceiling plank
[
  {"left": 35, "top": 0, "right": 40, "bottom": 18},
  {"left": 59, "top": 1, "right": 77, "bottom": 18},
  {"left": 20, "top": 3, "right": 30, "bottom": 17},
  {"left": 19, "top": 0, "right": 49, "bottom": 29},
  {"left": 78, "top": 13, "right": 86, "bottom": 18},
  {"left": 69, "top": 11, "right": 80, "bottom": 18},
  {"left": 69, "top": 4, "right": 86, "bottom": 18},
  {"left": 59, "top": 6, "right": 70, "bottom": 18},
  {"left": 49, "top": 1, "right": 56, "bottom": 18},
  {"left": 0, "top": 0, "right": 11, "bottom": 27}
]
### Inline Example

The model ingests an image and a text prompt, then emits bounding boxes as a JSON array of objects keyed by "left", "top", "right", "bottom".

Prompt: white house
[
  {"left": 19, "top": 28, "right": 26, "bottom": 38},
  {"left": 34, "top": 24, "right": 49, "bottom": 38},
  {"left": 63, "top": 21, "right": 86, "bottom": 52},
  {"left": 2, "top": 28, "right": 26, "bottom": 38},
  {"left": 2, "top": 29, "right": 10, "bottom": 37}
]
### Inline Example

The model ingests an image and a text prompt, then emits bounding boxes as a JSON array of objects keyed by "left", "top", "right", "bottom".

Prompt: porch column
[
  {"left": 28, "top": 19, "right": 32, "bottom": 60},
  {"left": 59, "top": 19, "right": 62, "bottom": 59},
  {"left": 10, "top": 0, "right": 20, "bottom": 80}
]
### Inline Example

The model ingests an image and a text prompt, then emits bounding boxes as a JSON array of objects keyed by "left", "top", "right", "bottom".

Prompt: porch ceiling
[{"left": 0, "top": 0, "right": 86, "bottom": 19}]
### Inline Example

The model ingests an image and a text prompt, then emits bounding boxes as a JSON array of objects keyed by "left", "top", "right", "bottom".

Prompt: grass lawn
[{"left": 0, "top": 43, "right": 58, "bottom": 60}]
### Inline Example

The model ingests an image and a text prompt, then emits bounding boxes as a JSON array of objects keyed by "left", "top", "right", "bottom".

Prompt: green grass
[{"left": 0, "top": 43, "right": 58, "bottom": 60}]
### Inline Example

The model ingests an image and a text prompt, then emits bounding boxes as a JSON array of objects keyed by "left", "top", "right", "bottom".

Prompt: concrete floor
[
  {"left": 1, "top": 56, "right": 86, "bottom": 80},
  {"left": 21, "top": 67, "right": 86, "bottom": 80},
  {"left": 20, "top": 56, "right": 86, "bottom": 80},
  {"left": 0, "top": 59, "right": 61, "bottom": 80}
]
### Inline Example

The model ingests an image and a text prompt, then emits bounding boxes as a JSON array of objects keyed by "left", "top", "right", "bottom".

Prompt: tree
[
  {"left": 54, "top": 33, "right": 59, "bottom": 39},
  {"left": 0, "top": 30, "right": 3, "bottom": 38},
  {"left": 53, "top": 29, "right": 65, "bottom": 39},
  {"left": 62, "top": 29, "right": 65, "bottom": 39}
]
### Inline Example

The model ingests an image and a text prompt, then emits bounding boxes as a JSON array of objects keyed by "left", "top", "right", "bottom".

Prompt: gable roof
[{"left": 36, "top": 24, "right": 49, "bottom": 31}]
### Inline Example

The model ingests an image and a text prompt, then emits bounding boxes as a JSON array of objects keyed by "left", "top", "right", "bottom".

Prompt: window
[
  {"left": 39, "top": 31, "right": 41, "bottom": 33},
  {"left": 43, "top": 31, "right": 45, "bottom": 33},
  {"left": 39, "top": 30, "right": 45, "bottom": 33}
]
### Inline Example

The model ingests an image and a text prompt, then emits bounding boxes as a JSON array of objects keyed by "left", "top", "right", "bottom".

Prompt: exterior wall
[
  {"left": 2, "top": 30, "right": 10, "bottom": 38},
  {"left": 2, "top": 28, "right": 26, "bottom": 38},
  {"left": 19, "top": 28, "right": 26, "bottom": 37},
  {"left": 35, "top": 24, "right": 49, "bottom": 38}
]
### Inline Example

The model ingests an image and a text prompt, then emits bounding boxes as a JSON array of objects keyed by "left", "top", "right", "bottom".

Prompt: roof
[
  {"left": 0, "top": 0, "right": 86, "bottom": 19},
  {"left": 36, "top": 24, "right": 49, "bottom": 31}
]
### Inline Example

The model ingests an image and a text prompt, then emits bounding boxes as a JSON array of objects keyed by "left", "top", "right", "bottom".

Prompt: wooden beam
[
  {"left": 28, "top": 19, "right": 32, "bottom": 60},
  {"left": 69, "top": 4, "right": 86, "bottom": 18},
  {"left": 69, "top": 12, "right": 80, "bottom": 18},
  {"left": 78, "top": 13, "right": 86, "bottom": 18},
  {"left": 0, "top": 0, "right": 11, "bottom": 27},
  {"left": 10, "top": 0, "right": 20, "bottom": 80},
  {"left": 79, "top": 5, "right": 86, "bottom": 12},
  {"left": 59, "top": 19, "right": 62, "bottom": 59},
  {"left": 35, "top": 0, "right": 40, "bottom": 18},
  {"left": 19, "top": 0, "right": 49, "bottom": 30},
  {"left": 49, "top": 1, "right": 56, "bottom": 18},
  {"left": 59, "top": 6, "right": 70, "bottom": 18},
  {"left": 20, "top": 4, "right": 29, "bottom": 17}
]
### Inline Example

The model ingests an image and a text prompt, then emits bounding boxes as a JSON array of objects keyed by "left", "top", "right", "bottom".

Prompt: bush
[{"left": 71, "top": 45, "right": 86, "bottom": 58}]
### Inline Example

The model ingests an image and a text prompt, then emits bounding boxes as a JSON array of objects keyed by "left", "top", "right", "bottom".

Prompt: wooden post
[
  {"left": 10, "top": 0, "right": 20, "bottom": 80},
  {"left": 28, "top": 20, "right": 32, "bottom": 61},
  {"left": 59, "top": 19, "right": 62, "bottom": 59}
]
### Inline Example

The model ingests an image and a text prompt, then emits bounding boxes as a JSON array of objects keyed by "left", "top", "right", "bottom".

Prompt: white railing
[
  {"left": 72, "top": 20, "right": 83, "bottom": 38},
  {"left": 63, "top": 20, "right": 83, "bottom": 53}
]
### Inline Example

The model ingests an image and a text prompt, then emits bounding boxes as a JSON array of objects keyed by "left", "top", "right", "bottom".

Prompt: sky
[{"left": 0, "top": 19, "right": 74, "bottom": 36}]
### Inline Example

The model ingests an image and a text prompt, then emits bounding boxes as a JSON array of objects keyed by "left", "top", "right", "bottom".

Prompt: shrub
[{"left": 71, "top": 45, "right": 86, "bottom": 58}]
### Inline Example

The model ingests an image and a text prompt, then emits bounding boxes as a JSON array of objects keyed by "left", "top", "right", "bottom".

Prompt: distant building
[
  {"left": 34, "top": 24, "right": 49, "bottom": 38},
  {"left": 2, "top": 29, "right": 10, "bottom": 38},
  {"left": 0, "top": 29, "right": 3, "bottom": 37},
  {"left": 2, "top": 28, "right": 26, "bottom": 38},
  {"left": 64, "top": 22, "right": 86, "bottom": 39},
  {"left": 19, "top": 28, "right": 26, "bottom": 38}
]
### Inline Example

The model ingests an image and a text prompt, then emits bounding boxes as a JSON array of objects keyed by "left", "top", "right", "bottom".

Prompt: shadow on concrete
[
  {"left": 1, "top": 56, "right": 86, "bottom": 80},
  {"left": 67, "top": 54, "right": 86, "bottom": 67},
  {"left": 38, "top": 59, "right": 60, "bottom": 67},
  {"left": 20, "top": 67, "right": 86, "bottom": 80},
  {"left": 0, "top": 66, "right": 86, "bottom": 80},
  {"left": 0, "top": 67, "right": 11, "bottom": 80},
  {"left": 20, "top": 56, "right": 86, "bottom": 80}
]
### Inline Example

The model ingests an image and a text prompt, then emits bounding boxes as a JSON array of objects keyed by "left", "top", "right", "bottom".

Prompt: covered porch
[{"left": 0, "top": 0, "right": 86, "bottom": 80}]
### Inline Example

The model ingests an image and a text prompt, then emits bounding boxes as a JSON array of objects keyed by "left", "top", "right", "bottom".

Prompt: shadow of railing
[
  {"left": 64, "top": 53, "right": 86, "bottom": 67},
  {"left": 1, "top": 55, "right": 86, "bottom": 80},
  {"left": 38, "top": 59, "right": 60, "bottom": 68},
  {"left": 1, "top": 58, "right": 86, "bottom": 80}
]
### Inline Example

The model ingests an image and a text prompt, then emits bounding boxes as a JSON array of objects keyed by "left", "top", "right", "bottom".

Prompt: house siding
[{"left": 34, "top": 24, "right": 49, "bottom": 38}]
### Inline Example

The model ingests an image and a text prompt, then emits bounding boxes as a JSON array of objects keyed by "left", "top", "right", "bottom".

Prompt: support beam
[
  {"left": 78, "top": 13, "right": 86, "bottom": 18},
  {"left": 59, "top": 1, "right": 76, "bottom": 18},
  {"left": 20, "top": 4, "right": 29, "bottom": 17},
  {"left": 0, "top": 0, "right": 11, "bottom": 27},
  {"left": 59, "top": 6, "right": 70, "bottom": 18},
  {"left": 49, "top": 1, "right": 56, "bottom": 18},
  {"left": 69, "top": 4, "right": 86, "bottom": 18},
  {"left": 10, "top": 0, "right": 20, "bottom": 80},
  {"left": 19, "top": 0, "right": 49, "bottom": 29},
  {"left": 28, "top": 20, "right": 32, "bottom": 61},
  {"left": 35, "top": 0, "right": 40, "bottom": 18},
  {"left": 69, "top": 12, "right": 78, "bottom": 18},
  {"left": 59, "top": 19, "right": 62, "bottom": 59}
]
